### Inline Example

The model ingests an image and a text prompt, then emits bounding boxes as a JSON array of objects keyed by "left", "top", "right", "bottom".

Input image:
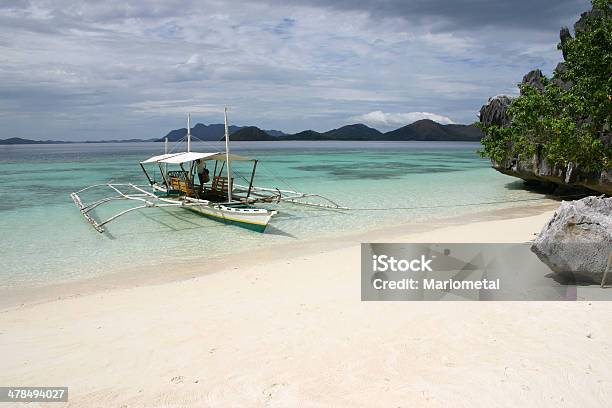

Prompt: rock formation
[
  {"left": 552, "top": 63, "right": 572, "bottom": 91},
  {"left": 531, "top": 196, "right": 612, "bottom": 283},
  {"left": 521, "top": 69, "right": 546, "bottom": 94},
  {"left": 558, "top": 27, "right": 571, "bottom": 59},
  {"left": 478, "top": 4, "right": 612, "bottom": 195},
  {"left": 479, "top": 95, "right": 512, "bottom": 127},
  {"left": 574, "top": 7, "right": 605, "bottom": 33}
]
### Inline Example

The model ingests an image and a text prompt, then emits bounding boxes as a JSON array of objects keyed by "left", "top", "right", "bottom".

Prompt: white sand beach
[{"left": 1, "top": 204, "right": 611, "bottom": 407}]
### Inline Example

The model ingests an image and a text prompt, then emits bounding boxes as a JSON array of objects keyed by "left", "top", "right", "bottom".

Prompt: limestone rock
[
  {"left": 521, "top": 69, "right": 546, "bottom": 94},
  {"left": 531, "top": 196, "right": 612, "bottom": 283},
  {"left": 553, "top": 62, "right": 572, "bottom": 91},
  {"left": 575, "top": 8, "right": 605, "bottom": 33},
  {"left": 479, "top": 95, "right": 512, "bottom": 127},
  {"left": 478, "top": 3, "right": 612, "bottom": 195},
  {"left": 558, "top": 27, "right": 572, "bottom": 60}
]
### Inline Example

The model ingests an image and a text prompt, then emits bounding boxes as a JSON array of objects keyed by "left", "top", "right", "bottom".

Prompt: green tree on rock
[{"left": 479, "top": 0, "right": 612, "bottom": 174}]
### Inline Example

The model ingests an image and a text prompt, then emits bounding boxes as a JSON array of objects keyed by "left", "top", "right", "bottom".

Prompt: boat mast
[
  {"left": 164, "top": 137, "right": 168, "bottom": 181},
  {"left": 187, "top": 112, "right": 191, "bottom": 152},
  {"left": 224, "top": 107, "right": 232, "bottom": 202}
]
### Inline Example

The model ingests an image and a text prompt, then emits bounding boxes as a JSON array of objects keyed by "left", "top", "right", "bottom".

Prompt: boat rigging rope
[
  {"left": 231, "top": 168, "right": 254, "bottom": 185},
  {"left": 164, "top": 134, "right": 221, "bottom": 153},
  {"left": 339, "top": 194, "right": 587, "bottom": 212},
  {"left": 258, "top": 164, "right": 302, "bottom": 193}
]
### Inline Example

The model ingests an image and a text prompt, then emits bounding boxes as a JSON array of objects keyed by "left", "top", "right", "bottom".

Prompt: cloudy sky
[{"left": 0, "top": 0, "right": 590, "bottom": 140}]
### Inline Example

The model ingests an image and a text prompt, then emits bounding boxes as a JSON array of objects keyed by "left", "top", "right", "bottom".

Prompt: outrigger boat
[{"left": 71, "top": 109, "right": 345, "bottom": 233}]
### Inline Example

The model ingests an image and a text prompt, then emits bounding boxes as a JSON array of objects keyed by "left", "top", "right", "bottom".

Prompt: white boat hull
[{"left": 185, "top": 202, "right": 276, "bottom": 232}]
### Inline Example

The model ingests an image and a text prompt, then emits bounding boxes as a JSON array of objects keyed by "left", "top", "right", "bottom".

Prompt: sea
[{"left": 0, "top": 141, "right": 550, "bottom": 288}]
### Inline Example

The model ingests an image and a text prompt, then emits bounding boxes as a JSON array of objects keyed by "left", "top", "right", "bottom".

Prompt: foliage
[{"left": 479, "top": 0, "right": 612, "bottom": 172}]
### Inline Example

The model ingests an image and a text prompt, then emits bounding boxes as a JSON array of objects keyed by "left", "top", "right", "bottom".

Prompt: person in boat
[{"left": 196, "top": 159, "right": 210, "bottom": 192}]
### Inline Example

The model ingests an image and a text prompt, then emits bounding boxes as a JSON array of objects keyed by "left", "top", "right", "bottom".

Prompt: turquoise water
[{"left": 0, "top": 141, "right": 548, "bottom": 288}]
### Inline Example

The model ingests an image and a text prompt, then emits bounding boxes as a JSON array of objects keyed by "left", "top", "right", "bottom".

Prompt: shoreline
[{"left": 0, "top": 200, "right": 559, "bottom": 311}]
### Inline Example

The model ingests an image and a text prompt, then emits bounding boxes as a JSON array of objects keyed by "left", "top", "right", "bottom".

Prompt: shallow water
[{"left": 0, "top": 141, "right": 547, "bottom": 288}]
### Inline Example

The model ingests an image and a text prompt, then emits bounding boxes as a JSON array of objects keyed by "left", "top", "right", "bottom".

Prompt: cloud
[
  {"left": 0, "top": 0, "right": 589, "bottom": 140},
  {"left": 173, "top": 54, "right": 207, "bottom": 82},
  {"left": 271, "top": 0, "right": 586, "bottom": 32},
  {"left": 129, "top": 99, "right": 223, "bottom": 115},
  {"left": 351, "top": 110, "right": 454, "bottom": 129}
]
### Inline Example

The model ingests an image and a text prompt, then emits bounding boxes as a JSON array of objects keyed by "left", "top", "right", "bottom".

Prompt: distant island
[
  {"left": 0, "top": 119, "right": 483, "bottom": 144},
  {"left": 0, "top": 137, "right": 158, "bottom": 145},
  {"left": 157, "top": 119, "right": 482, "bottom": 142}
]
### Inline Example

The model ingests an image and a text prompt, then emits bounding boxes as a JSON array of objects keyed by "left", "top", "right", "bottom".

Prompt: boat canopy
[
  {"left": 140, "top": 153, "right": 183, "bottom": 164},
  {"left": 140, "top": 151, "right": 253, "bottom": 165}
]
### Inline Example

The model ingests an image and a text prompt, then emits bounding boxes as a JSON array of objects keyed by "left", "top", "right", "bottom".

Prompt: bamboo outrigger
[{"left": 71, "top": 109, "right": 346, "bottom": 233}]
